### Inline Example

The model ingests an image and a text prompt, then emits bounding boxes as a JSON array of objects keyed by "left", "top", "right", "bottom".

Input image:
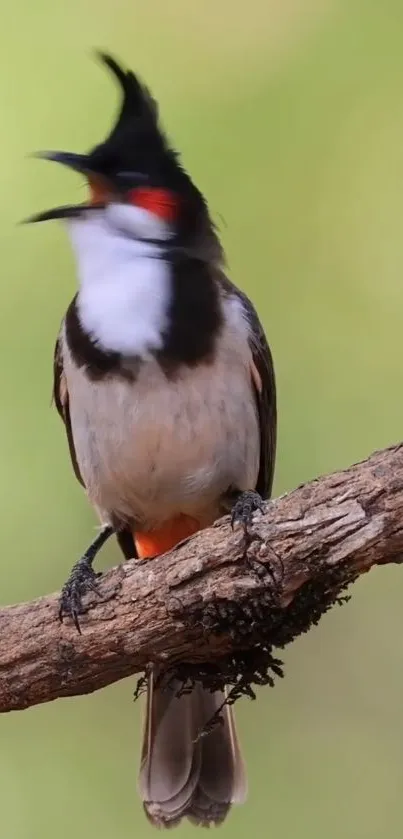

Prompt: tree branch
[{"left": 1, "top": 443, "right": 403, "bottom": 714}]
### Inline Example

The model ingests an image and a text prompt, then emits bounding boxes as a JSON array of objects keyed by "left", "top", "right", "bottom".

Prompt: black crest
[
  {"left": 84, "top": 52, "right": 223, "bottom": 257},
  {"left": 99, "top": 52, "right": 159, "bottom": 133},
  {"left": 87, "top": 53, "right": 190, "bottom": 195}
]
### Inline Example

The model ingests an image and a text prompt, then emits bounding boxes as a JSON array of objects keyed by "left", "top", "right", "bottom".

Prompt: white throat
[{"left": 66, "top": 204, "right": 173, "bottom": 357}]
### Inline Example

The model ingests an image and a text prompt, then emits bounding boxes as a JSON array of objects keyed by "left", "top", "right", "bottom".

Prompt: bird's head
[{"left": 27, "top": 53, "right": 212, "bottom": 244}]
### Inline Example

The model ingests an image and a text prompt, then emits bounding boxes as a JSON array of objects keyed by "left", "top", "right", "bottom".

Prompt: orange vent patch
[{"left": 134, "top": 514, "right": 200, "bottom": 559}]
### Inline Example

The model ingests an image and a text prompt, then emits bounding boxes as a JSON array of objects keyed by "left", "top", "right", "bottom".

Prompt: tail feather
[
  {"left": 187, "top": 688, "right": 247, "bottom": 826},
  {"left": 138, "top": 673, "right": 246, "bottom": 828},
  {"left": 139, "top": 672, "right": 201, "bottom": 827}
]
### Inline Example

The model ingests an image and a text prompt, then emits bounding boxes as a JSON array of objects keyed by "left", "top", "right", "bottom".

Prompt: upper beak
[{"left": 34, "top": 150, "right": 94, "bottom": 175}]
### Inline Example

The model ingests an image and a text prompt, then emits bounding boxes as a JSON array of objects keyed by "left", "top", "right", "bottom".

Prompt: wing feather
[
  {"left": 246, "top": 306, "right": 277, "bottom": 498},
  {"left": 216, "top": 272, "right": 277, "bottom": 498},
  {"left": 53, "top": 333, "right": 84, "bottom": 487}
]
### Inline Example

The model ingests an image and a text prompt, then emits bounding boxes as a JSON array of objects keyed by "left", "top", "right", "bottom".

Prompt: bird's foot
[
  {"left": 58, "top": 524, "right": 113, "bottom": 633},
  {"left": 231, "top": 490, "right": 268, "bottom": 580},
  {"left": 231, "top": 490, "right": 265, "bottom": 532},
  {"left": 59, "top": 557, "right": 102, "bottom": 634}
]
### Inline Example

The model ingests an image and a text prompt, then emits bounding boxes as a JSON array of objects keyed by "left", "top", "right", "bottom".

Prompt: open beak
[
  {"left": 24, "top": 151, "right": 150, "bottom": 224},
  {"left": 23, "top": 150, "right": 110, "bottom": 224}
]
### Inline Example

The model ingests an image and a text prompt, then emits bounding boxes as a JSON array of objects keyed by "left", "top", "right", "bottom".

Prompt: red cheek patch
[{"left": 127, "top": 187, "right": 178, "bottom": 223}]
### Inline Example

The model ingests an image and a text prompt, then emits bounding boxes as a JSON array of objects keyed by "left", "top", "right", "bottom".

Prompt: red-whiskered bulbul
[{"left": 26, "top": 53, "right": 277, "bottom": 828}]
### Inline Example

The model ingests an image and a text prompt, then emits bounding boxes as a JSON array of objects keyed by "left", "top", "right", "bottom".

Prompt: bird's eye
[{"left": 115, "top": 171, "right": 149, "bottom": 190}]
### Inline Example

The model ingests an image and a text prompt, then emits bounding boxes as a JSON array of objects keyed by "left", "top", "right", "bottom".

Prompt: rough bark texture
[{"left": 1, "top": 443, "right": 403, "bottom": 714}]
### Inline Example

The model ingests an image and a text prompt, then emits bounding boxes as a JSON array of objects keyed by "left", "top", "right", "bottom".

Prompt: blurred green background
[{"left": 1, "top": 0, "right": 403, "bottom": 836}]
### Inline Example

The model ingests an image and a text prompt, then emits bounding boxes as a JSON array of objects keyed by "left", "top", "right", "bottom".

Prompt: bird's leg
[
  {"left": 59, "top": 524, "right": 114, "bottom": 633},
  {"left": 231, "top": 490, "right": 268, "bottom": 580}
]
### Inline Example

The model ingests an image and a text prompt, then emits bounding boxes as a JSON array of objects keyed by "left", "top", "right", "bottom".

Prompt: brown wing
[
  {"left": 53, "top": 334, "right": 84, "bottom": 487},
  {"left": 216, "top": 271, "right": 277, "bottom": 499},
  {"left": 247, "top": 306, "right": 277, "bottom": 498}
]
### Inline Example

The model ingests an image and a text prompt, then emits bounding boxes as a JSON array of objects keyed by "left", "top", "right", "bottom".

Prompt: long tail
[
  {"left": 138, "top": 672, "right": 247, "bottom": 828},
  {"left": 131, "top": 516, "right": 246, "bottom": 826}
]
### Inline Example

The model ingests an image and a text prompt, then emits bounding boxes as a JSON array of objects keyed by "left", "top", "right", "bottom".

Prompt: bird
[{"left": 26, "top": 53, "right": 277, "bottom": 828}]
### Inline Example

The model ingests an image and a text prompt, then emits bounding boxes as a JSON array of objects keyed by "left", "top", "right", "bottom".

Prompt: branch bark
[{"left": 1, "top": 443, "right": 403, "bottom": 713}]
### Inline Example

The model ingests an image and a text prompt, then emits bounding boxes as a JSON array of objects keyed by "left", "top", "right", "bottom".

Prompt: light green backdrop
[{"left": 1, "top": 1, "right": 403, "bottom": 837}]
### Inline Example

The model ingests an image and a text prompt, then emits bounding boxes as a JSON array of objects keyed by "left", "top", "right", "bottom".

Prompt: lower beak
[{"left": 23, "top": 203, "right": 102, "bottom": 223}]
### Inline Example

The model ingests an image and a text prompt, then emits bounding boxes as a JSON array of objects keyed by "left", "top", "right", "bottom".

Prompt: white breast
[{"left": 66, "top": 205, "right": 173, "bottom": 357}]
